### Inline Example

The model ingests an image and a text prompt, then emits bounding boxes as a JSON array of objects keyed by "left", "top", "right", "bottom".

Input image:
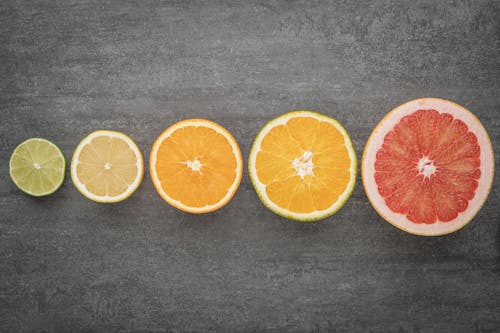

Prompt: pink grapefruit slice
[{"left": 362, "top": 98, "right": 494, "bottom": 236}]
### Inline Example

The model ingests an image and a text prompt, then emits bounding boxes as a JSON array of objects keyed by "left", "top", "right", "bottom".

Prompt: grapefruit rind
[
  {"left": 70, "top": 130, "right": 144, "bottom": 203},
  {"left": 248, "top": 110, "right": 357, "bottom": 222},
  {"left": 149, "top": 119, "right": 243, "bottom": 214},
  {"left": 362, "top": 98, "right": 494, "bottom": 236}
]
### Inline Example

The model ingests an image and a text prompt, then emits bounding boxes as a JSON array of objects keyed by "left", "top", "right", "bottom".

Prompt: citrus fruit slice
[
  {"left": 150, "top": 119, "right": 243, "bottom": 214},
  {"left": 362, "top": 98, "right": 494, "bottom": 236},
  {"left": 248, "top": 111, "right": 357, "bottom": 221},
  {"left": 70, "top": 130, "right": 144, "bottom": 203},
  {"left": 9, "top": 138, "right": 66, "bottom": 196}
]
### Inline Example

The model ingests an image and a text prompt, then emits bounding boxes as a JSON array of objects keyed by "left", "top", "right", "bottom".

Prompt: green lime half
[{"left": 9, "top": 138, "right": 66, "bottom": 196}]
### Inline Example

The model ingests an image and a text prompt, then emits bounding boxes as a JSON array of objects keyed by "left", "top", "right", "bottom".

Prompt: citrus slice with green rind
[
  {"left": 248, "top": 111, "right": 357, "bottom": 221},
  {"left": 9, "top": 138, "right": 66, "bottom": 196}
]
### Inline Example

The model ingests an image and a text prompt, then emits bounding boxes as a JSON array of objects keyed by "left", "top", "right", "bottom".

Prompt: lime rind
[
  {"left": 9, "top": 138, "right": 66, "bottom": 197},
  {"left": 248, "top": 110, "right": 357, "bottom": 222}
]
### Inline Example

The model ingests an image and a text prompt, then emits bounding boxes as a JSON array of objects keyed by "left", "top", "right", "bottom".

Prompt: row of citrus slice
[{"left": 9, "top": 98, "right": 494, "bottom": 236}]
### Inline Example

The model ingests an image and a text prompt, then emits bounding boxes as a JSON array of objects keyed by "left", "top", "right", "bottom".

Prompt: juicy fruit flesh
[
  {"left": 10, "top": 139, "right": 65, "bottom": 195},
  {"left": 75, "top": 136, "right": 139, "bottom": 197},
  {"left": 374, "top": 109, "right": 481, "bottom": 224},
  {"left": 155, "top": 125, "right": 237, "bottom": 208},
  {"left": 255, "top": 116, "right": 351, "bottom": 214}
]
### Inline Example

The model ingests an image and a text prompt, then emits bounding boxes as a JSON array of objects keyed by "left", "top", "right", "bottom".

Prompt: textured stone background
[{"left": 1, "top": 1, "right": 499, "bottom": 332}]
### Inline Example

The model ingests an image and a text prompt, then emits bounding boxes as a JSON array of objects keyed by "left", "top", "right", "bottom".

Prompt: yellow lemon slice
[{"left": 71, "top": 130, "right": 144, "bottom": 203}]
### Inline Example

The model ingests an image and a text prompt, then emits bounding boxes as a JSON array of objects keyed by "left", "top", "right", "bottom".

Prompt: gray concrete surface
[{"left": 1, "top": 0, "right": 499, "bottom": 332}]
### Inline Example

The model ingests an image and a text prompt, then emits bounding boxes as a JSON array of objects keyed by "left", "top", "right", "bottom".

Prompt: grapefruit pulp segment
[{"left": 374, "top": 109, "right": 480, "bottom": 224}]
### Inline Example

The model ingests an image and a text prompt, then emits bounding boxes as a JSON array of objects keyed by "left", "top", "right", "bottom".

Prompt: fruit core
[
  {"left": 292, "top": 151, "right": 314, "bottom": 179},
  {"left": 185, "top": 159, "right": 203, "bottom": 172},
  {"left": 104, "top": 162, "right": 111, "bottom": 170},
  {"left": 417, "top": 156, "right": 436, "bottom": 178},
  {"left": 33, "top": 162, "right": 41, "bottom": 170}
]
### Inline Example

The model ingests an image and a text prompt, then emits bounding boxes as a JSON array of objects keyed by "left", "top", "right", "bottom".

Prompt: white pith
[
  {"left": 71, "top": 130, "right": 144, "bottom": 203},
  {"left": 150, "top": 120, "right": 243, "bottom": 214},
  {"left": 362, "top": 98, "right": 495, "bottom": 236},
  {"left": 292, "top": 151, "right": 314, "bottom": 179},
  {"left": 248, "top": 111, "right": 357, "bottom": 221}
]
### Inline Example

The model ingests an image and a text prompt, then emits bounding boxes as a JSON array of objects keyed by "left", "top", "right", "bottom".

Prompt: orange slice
[
  {"left": 71, "top": 130, "right": 144, "bottom": 203},
  {"left": 248, "top": 111, "right": 357, "bottom": 221},
  {"left": 150, "top": 119, "right": 243, "bottom": 213}
]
